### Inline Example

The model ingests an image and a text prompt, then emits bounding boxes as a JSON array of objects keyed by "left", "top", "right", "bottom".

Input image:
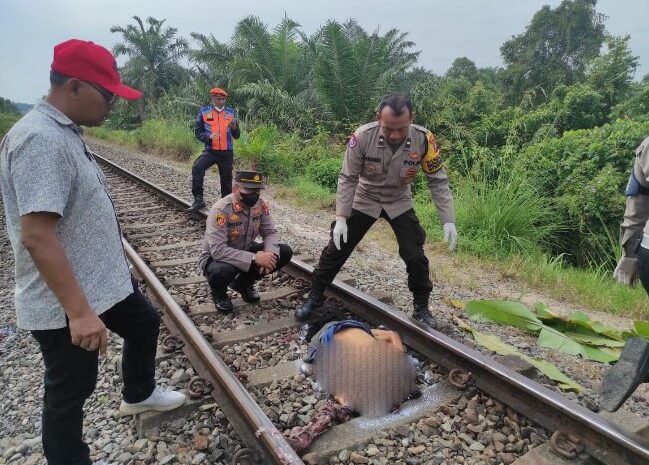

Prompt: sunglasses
[{"left": 83, "top": 81, "right": 116, "bottom": 106}]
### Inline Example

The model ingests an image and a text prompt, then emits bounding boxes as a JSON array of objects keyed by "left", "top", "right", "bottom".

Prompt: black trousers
[
  {"left": 191, "top": 149, "right": 233, "bottom": 199},
  {"left": 31, "top": 279, "right": 160, "bottom": 465},
  {"left": 312, "top": 208, "right": 433, "bottom": 295},
  {"left": 204, "top": 243, "right": 293, "bottom": 292}
]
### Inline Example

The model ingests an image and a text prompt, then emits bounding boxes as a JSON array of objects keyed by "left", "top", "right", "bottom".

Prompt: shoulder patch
[
  {"left": 215, "top": 213, "right": 226, "bottom": 228},
  {"left": 348, "top": 134, "right": 358, "bottom": 148},
  {"left": 421, "top": 131, "right": 443, "bottom": 174},
  {"left": 262, "top": 201, "right": 270, "bottom": 216}
]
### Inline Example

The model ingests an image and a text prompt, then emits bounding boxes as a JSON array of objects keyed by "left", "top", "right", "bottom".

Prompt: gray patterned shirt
[{"left": 0, "top": 100, "right": 132, "bottom": 330}]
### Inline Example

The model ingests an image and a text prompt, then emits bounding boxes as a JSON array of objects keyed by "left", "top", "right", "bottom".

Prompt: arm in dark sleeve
[
  {"left": 193, "top": 111, "right": 211, "bottom": 144},
  {"left": 231, "top": 124, "right": 241, "bottom": 140}
]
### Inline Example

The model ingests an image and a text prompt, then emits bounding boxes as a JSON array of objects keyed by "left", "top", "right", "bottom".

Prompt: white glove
[
  {"left": 613, "top": 256, "right": 639, "bottom": 286},
  {"left": 443, "top": 223, "right": 458, "bottom": 252},
  {"left": 333, "top": 216, "right": 348, "bottom": 251}
]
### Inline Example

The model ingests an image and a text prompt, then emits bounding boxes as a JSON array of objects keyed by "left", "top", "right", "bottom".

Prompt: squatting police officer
[
  {"left": 295, "top": 93, "right": 458, "bottom": 328},
  {"left": 198, "top": 170, "right": 293, "bottom": 313}
]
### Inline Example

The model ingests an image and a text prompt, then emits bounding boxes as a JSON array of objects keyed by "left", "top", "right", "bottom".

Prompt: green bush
[
  {"left": 519, "top": 116, "right": 649, "bottom": 266},
  {"left": 305, "top": 157, "right": 342, "bottom": 192}
]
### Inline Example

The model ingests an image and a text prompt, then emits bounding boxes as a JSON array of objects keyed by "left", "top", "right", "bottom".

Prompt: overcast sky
[{"left": 1, "top": 0, "right": 647, "bottom": 103}]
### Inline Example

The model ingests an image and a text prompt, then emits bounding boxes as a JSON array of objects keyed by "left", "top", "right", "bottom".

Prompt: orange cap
[{"left": 209, "top": 87, "right": 228, "bottom": 97}]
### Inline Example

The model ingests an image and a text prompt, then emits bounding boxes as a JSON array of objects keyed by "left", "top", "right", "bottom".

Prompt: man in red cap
[
  {"left": 188, "top": 87, "right": 241, "bottom": 212},
  {"left": 0, "top": 39, "right": 186, "bottom": 465}
]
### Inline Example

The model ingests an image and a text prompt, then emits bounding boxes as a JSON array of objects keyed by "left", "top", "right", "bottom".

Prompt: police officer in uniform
[
  {"left": 295, "top": 93, "right": 458, "bottom": 328},
  {"left": 198, "top": 170, "right": 293, "bottom": 313},
  {"left": 188, "top": 87, "right": 240, "bottom": 212},
  {"left": 601, "top": 136, "right": 649, "bottom": 411}
]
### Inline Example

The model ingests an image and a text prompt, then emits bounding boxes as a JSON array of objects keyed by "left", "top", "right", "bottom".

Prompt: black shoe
[
  {"left": 210, "top": 288, "right": 233, "bottom": 314},
  {"left": 600, "top": 337, "right": 649, "bottom": 411},
  {"left": 230, "top": 278, "right": 261, "bottom": 303},
  {"left": 295, "top": 287, "right": 325, "bottom": 321},
  {"left": 187, "top": 196, "right": 205, "bottom": 213},
  {"left": 413, "top": 296, "right": 437, "bottom": 328}
]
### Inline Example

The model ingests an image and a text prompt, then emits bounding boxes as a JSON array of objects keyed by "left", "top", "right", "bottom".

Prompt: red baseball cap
[
  {"left": 51, "top": 39, "right": 142, "bottom": 100},
  {"left": 210, "top": 87, "right": 228, "bottom": 97}
]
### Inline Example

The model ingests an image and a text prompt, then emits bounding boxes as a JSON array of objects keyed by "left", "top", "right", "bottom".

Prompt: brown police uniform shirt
[
  {"left": 336, "top": 122, "right": 455, "bottom": 223},
  {"left": 621, "top": 136, "right": 649, "bottom": 255},
  {"left": 199, "top": 193, "right": 280, "bottom": 272}
]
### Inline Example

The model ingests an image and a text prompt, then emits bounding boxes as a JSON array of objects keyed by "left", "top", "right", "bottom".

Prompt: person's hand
[
  {"left": 333, "top": 217, "right": 348, "bottom": 251},
  {"left": 613, "top": 256, "right": 639, "bottom": 286},
  {"left": 255, "top": 251, "right": 277, "bottom": 271},
  {"left": 371, "top": 329, "right": 404, "bottom": 352},
  {"left": 69, "top": 310, "right": 108, "bottom": 355},
  {"left": 443, "top": 223, "right": 458, "bottom": 252}
]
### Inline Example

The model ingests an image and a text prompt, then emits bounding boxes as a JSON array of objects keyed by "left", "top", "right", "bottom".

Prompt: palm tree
[
  {"left": 110, "top": 16, "right": 189, "bottom": 104},
  {"left": 308, "top": 19, "right": 419, "bottom": 129}
]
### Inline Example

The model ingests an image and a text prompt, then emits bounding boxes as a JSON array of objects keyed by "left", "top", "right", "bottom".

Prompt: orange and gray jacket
[
  {"left": 198, "top": 193, "right": 280, "bottom": 272},
  {"left": 194, "top": 106, "right": 240, "bottom": 151},
  {"left": 336, "top": 122, "right": 455, "bottom": 223}
]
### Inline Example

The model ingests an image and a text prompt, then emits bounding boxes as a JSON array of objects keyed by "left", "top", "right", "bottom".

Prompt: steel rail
[
  {"left": 95, "top": 152, "right": 649, "bottom": 465},
  {"left": 123, "top": 239, "right": 303, "bottom": 465},
  {"left": 96, "top": 153, "right": 302, "bottom": 464}
]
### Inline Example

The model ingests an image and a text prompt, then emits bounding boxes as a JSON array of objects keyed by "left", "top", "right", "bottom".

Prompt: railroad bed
[{"left": 94, "top": 150, "right": 649, "bottom": 465}]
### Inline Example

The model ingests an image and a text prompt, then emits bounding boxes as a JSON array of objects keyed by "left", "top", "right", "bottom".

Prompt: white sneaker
[{"left": 119, "top": 386, "right": 187, "bottom": 415}]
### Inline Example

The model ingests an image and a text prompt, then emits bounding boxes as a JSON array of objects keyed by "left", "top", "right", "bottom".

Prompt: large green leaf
[
  {"left": 538, "top": 327, "right": 619, "bottom": 362},
  {"left": 456, "top": 319, "right": 583, "bottom": 392},
  {"left": 466, "top": 300, "right": 621, "bottom": 362},
  {"left": 635, "top": 321, "right": 649, "bottom": 341},
  {"left": 535, "top": 302, "right": 625, "bottom": 341},
  {"left": 565, "top": 312, "right": 625, "bottom": 341},
  {"left": 564, "top": 332, "right": 625, "bottom": 348},
  {"left": 465, "top": 300, "right": 544, "bottom": 333}
]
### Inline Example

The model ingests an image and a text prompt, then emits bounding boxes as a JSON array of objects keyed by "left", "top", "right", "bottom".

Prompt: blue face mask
[{"left": 240, "top": 192, "right": 260, "bottom": 207}]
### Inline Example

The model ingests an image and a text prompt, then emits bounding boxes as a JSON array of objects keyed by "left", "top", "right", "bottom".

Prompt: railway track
[{"left": 95, "top": 150, "right": 649, "bottom": 465}]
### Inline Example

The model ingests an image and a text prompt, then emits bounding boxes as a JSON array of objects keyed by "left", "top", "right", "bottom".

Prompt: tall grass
[
  {"left": 416, "top": 164, "right": 561, "bottom": 259},
  {"left": 88, "top": 119, "right": 201, "bottom": 161}
]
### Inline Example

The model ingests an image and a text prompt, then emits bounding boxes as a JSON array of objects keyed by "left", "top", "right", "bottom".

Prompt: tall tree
[
  {"left": 446, "top": 57, "right": 478, "bottom": 84},
  {"left": 500, "top": 0, "right": 606, "bottom": 104},
  {"left": 308, "top": 19, "right": 419, "bottom": 128},
  {"left": 587, "top": 35, "right": 638, "bottom": 111},
  {"left": 110, "top": 16, "right": 189, "bottom": 104}
]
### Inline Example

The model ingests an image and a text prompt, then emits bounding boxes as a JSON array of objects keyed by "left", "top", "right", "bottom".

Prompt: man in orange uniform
[{"left": 188, "top": 87, "right": 240, "bottom": 212}]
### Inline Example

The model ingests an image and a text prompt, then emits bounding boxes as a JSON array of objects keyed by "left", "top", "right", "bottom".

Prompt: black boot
[
  {"left": 230, "top": 275, "right": 260, "bottom": 303},
  {"left": 413, "top": 294, "right": 437, "bottom": 328},
  {"left": 600, "top": 337, "right": 649, "bottom": 411},
  {"left": 187, "top": 194, "right": 205, "bottom": 213},
  {"left": 210, "top": 286, "right": 233, "bottom": 314},
  {"left": 294, "top": 285, "right": 325, "bottom": 321}
]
